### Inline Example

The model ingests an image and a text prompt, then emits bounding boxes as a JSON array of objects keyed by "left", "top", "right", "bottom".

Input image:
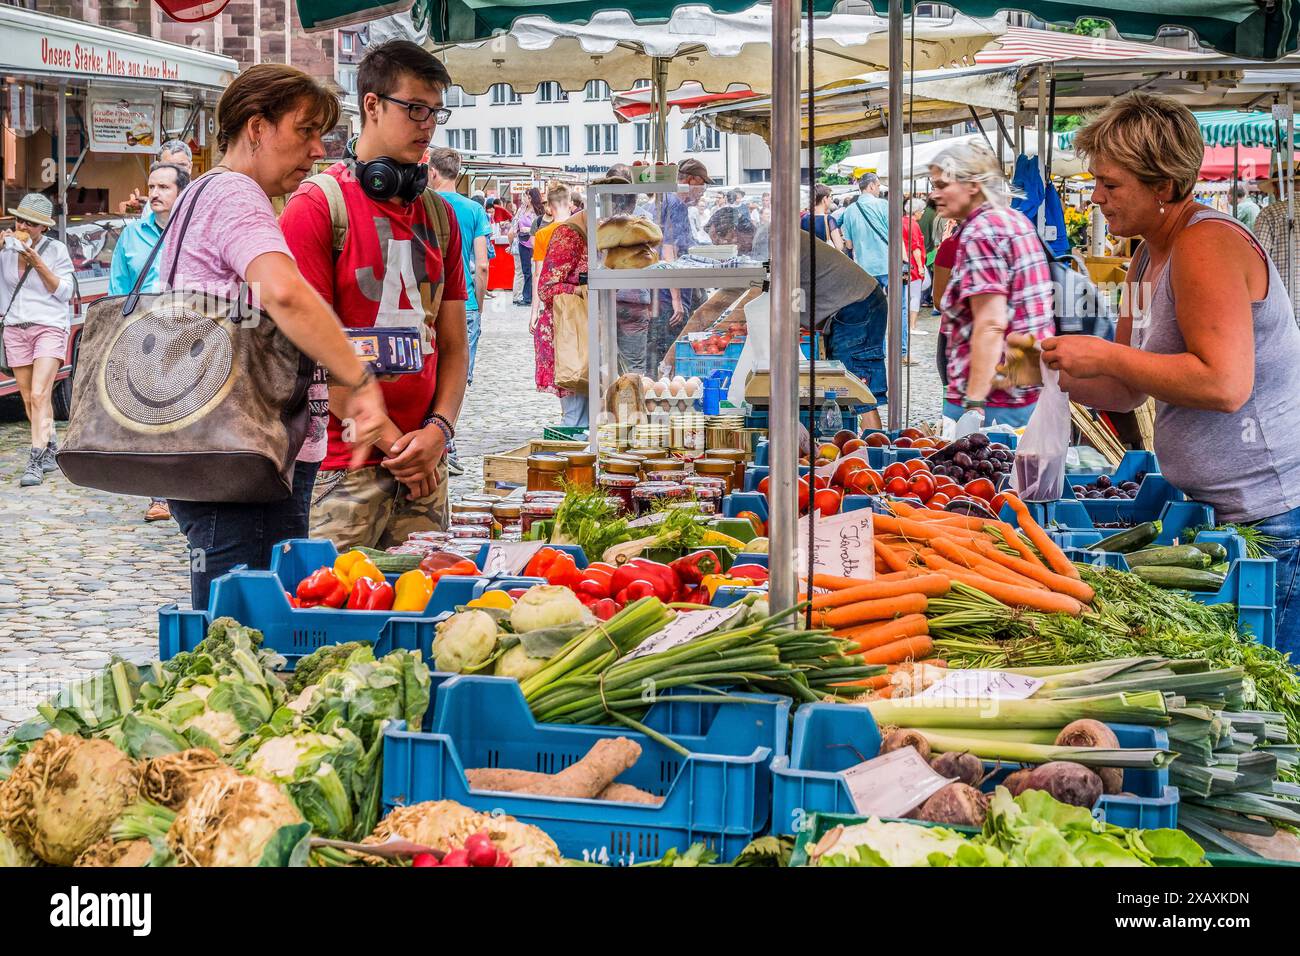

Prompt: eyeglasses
[{"left": 379, "top": 94, "right": 451, "bottom": 126}]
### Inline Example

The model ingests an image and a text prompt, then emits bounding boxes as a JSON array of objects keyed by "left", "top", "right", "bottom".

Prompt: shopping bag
[
  {"left": 552, "top": 287, "right": 589, "bottom": 392},
  {"left": 1012, "top": 362, "right": 1070, "bottom": 502}
]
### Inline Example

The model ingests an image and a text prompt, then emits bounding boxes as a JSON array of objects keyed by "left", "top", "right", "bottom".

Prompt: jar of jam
[
  {"left": 461, "top": 494, "right": 503, "bottom": 509},
  {"left": 523, "top": 489, "right": 567, "bottom": 503},
  {"left": 449, "top": 524, "right": 490, "bottom": 539},
  {"left": 499, "top": 523, "right": 523, "bottom": 540},
  {"left": 692, "top": 458, "right": 738, "bottom": 495},
  {"left": 683, "top": 475, "right": 725, "bottom": 509},
  {"left": 598, "top": 474, "right": 640, "bottom": 513},
  {"left": 452, "top": 511, "right": 494, "bottom": 529},
  {"left": 452, "top": 501, "right": 494, "bottom": 518},
  {"left": 561, "top": 451, "right": 597, "bottom": 489},
  {"left": 491, "top": 501, "right": 523, "bottom": 538},
  {"left": 668, "top": 499, "right": 716, "bottom": 516},
  {"left": 527, "top": 454, "right": 566, "bottom": 492},
  {"left": 600, "top": 458, "right": 640, "bottom": 477},
  {"left": 631, "top": 480, "right": 689, "bottom": 515},
  {"left": 706, "top": 448, "right": 749, "bottom": 495},
  {"left": 520, "top": 499, "right": 561, "bottom": 536}
]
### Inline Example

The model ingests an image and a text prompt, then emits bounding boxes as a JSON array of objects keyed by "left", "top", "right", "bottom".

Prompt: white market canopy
[
  {"left": 429, "top": 5, "right": 1005, "bottom": 95},
  {"left": 832, "top": 129, "right": 1087, "bottom": 181}
]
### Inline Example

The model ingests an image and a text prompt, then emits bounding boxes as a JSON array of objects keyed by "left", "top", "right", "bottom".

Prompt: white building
[{"left": 439, "top": 80, "right": 773, "bottom": 185}]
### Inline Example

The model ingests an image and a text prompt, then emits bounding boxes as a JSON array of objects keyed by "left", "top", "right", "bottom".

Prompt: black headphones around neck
[{"left": 346, "top": 143, "right": 428, "bottom": 204}]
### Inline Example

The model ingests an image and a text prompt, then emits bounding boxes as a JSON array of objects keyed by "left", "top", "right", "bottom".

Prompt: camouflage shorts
[{"left": 309, "top": 460, "right": 449, "bottom": 551}]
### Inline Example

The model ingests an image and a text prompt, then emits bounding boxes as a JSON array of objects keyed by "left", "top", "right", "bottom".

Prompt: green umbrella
[
  {"left": 1059, "top": 109, "right": 1288, "bottom": 149},
  {"left": 297, "top": 0, "right": 1300, "bottom": 58}
]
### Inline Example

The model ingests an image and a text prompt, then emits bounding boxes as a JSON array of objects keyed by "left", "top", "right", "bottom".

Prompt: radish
[
  {"left": 494, "top": 850, "right": 513, "bottom": 867},
  {"left": 412, "top": 853, "right": 439, "bottom": 867},
  {"left": 465, "top": 832, "right": 499, "bottom": 867},
  {"left": 441, "top": 848, "right": 470, "bottom": 867}
]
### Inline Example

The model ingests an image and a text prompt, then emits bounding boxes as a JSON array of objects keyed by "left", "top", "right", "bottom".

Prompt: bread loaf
[
  {"left": 603, "top": 244, "right": 659, "bottom": 270},
  {"left": 597, "top": 215, "right": 663, "bottom": 250}
]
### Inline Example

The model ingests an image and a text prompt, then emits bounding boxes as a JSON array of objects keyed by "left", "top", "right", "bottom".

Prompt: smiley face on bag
[{"left": 99, "top": 299, "right": 236, "bottom": 431}]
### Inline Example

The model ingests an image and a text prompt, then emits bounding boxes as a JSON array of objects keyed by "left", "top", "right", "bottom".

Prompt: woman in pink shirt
[{"left": 161, "top": 64, "right": 388, "bottom": 609}]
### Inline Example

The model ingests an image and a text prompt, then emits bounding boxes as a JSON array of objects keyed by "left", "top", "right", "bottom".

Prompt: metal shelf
[
  {"left": 594, "top": 179, "right": 680, "bottom": 195},
  {"left": 587, "top": 266, "right": 767, "bottom": 290}
]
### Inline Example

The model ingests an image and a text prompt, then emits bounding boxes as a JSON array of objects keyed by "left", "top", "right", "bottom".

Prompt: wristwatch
[{"left": 962, "top": 398, "right": 987, "bottom": 411}]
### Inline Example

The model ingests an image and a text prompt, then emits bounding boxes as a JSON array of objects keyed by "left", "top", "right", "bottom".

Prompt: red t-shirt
[
  {"left": 902, "top": 217, "right": 925, "bottom": 281},
  {"left": 934, "top": 234, "right": 960, "bottom": 270},
  {"left": 280, "top": 163, "right": 467, "bottom": 470}
]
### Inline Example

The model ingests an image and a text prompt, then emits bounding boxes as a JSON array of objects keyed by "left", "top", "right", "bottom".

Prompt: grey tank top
[{"left": 1131, "top": 206, "right": 1300, "bottom": 522}]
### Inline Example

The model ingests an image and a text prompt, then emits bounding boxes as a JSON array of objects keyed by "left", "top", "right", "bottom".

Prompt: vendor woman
[{"left": 1041, "top": 92, "right": 1300, "bottom": 658}]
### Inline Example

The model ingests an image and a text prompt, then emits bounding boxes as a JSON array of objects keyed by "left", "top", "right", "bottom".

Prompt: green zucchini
[
  {"left": 1191, "top": 540, "right": 1229, "bottom": 563},
  {"left": 1087, "top": 521, "right": 1159, "bottom": 554},
  {"left": 1125, "top": 545, "right": 1211, "bottom": 570},
  {"left": 1131, "top": 566, "right": 1226, "bottom": 592},
  {"left": 356, "top": 547, "right": 423, "bottom": 574}
]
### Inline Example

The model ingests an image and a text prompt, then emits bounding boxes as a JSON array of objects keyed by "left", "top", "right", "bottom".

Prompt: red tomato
[
  {"left": 907, "top": 473, "right": 936, "bottom": 501},
  {"left": 964, "top": 478, "right": 997, "bottom": 502},
  {"left": 833, "top": 457, "right": 869, "bottom": 488},
  {"left": 885, "top": 476, "right": 911, "bottom": 497},
  {"left": 926, "top": 492, "right": 952, "bottom": 510},
  {"left": 900, "top": 427, "right": 925, "bottom": 441},
  {"left": 893, "top": 436, "right": 914, "bottom": 448},
  {"left": 847, "top": 469, "right": 885, "bottom": 496},
  {"left": 813, "top": 488, "right": 842, "bottom": 516},
  {"left": 933, "top": 475, "right": 960, "bottom": 492},
  {"left": 864, "top": 432, "right": 891, "bottom": 447},
  {"left": 797, "top": 477, "right": 810, "bottom": 511},
  {"left": 904, "top": 458, "right": 931, "bottom": 475},
  {"left": 813, "top": 474, "right": 832, "bottom": 490},
  {"left": 882, "top": 462, "right": 910, "bottom": 483},
  {"left": 989, "top": 493, "right": 1008, "bottom": 515},
  {"left": 757, "top": 476, "right": 770, "bottom": 497}
]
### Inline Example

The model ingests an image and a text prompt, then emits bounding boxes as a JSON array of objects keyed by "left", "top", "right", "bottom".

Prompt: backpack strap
[
  {"left": 419, "top": 188, "right": 454, "bottom": 315},
  {"left": 301, "top": 173, "right": 350, "bottom": 254}
]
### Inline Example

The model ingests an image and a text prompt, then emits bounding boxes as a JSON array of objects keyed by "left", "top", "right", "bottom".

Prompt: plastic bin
[
  {"left": 1061, "top": 450, "right": 1160, "bottom": 500},
  {"left": 1001, "top": 492, "right": 1214, "bottom": 541},
  {"left": 769, "top": 703, "right": 1177, "bottom": 837},
  {"left": 381, "top": 675, "right": 790, "bottom": 864},
  {"left": 542, "top": 425, "right": 588, "bottom": 442},
  {"left": 1064, "top": 531, "right": 1276, "bottom": 647}
]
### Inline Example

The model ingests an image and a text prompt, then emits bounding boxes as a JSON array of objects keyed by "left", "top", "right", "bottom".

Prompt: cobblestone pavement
[{"left": 0, "top": 294, "right": 943, "bottom": 733}]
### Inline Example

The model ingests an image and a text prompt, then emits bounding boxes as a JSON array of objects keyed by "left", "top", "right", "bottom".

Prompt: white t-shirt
[{"left": 0, "top": 237, "right": 74, "bottom": 329}]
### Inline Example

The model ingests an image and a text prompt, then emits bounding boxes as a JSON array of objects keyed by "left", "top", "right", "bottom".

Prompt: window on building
[
  {"left": 445, "top": 86, "right": 476, "bottom": 108},
  {"left": 632, "top": 78, "right": 653, "bottom": 90},
  {"left": 508, "top": 127, "right": 523, "bottom": 156},
  {"left": 634, "top": 121, "right": 655, "bottom": 155},
  {"left": 536, "top": 82, "right": 569, "bottom": 104},
  {"left": 585, "top": 123, "right": 618, "bottom": 154},
  {"left": 490, "top": 83, "right": 522, "bottom": 105},
  {"left": 686, "top": 125, "right": 721, "bottom": 152},
  {"left": 555, "top": 126, "right": 570, "bottom": 155},
  {"left": 340, "top": 32, "right": 355, "bottom": 54},
  {"left": 339, "top": 71, "right": 357, "bottom": 94},
  {"left": 584, "top": 80, "right": 612, "bottom": 102},
  {"left": 539, "top": 125, "right": 570, "bottom": 155},
  {"left": 447, "top": 129, "right": 477, "bottom": 152},
  {"left": 491, "top": 127, "right": 506, "bottom": 155}
]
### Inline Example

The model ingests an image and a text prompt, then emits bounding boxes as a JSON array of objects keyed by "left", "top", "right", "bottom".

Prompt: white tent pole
[
  {"left": 767, "top": 0, "right": 800, "bottom": 614},
  {"left": 885, "top": 0, "right": 903, "bottom": 431},
  {"left": 1289, "top": 90, "right": 1296, "bottom": 308}
]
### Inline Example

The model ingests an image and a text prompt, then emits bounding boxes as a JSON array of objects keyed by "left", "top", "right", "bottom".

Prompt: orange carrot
[
  {"left": 874, "top": 538, "right": 910, "bottom": 573},
  {"left": 970, "top": 538, "right": 1096, "bottom": 603},
  {"left": 872, "top": 684, "right": 897, "bottom": 698},
  {"left": 807, "top": 570, "right": 919, "bottom": 591},
  {"left": 817, "top": 594, "right": 929, "bottom": 629},
  {"left": 863, "top": 635, "right": 935, "bottom": 665},
  {"left": 835, "top": 613, "right": 929, "bottom": 650},
  {"left": 873, "top": 513, "right": 986, "bottom": 544},
  {"left": 809, "top": 574, "right": 950, "bottom": 609},
  {"left": 891, "top": 502, "right": 993, "bottom": 532},
  {"left": 935, "top": 565, "right": 1086, "bottom": 615},
  {"left": 830, "top": 673, "right": 892, "bottom": 690},
  {"left": 992, "top": 521, "right": 1043, "bottom": 566},
  {"left": 929, "top": 536, "right": 1049, "bottom": 591},
  {"left": 1004, "top": 496, "right": 1080, "bottom": 580}
]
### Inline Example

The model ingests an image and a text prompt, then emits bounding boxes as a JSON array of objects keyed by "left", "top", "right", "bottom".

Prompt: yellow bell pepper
[
  {"left": 700, "top": 529, "right": 746, "bottom": 549},
  {"left": 466, "top": 590, "right": 514, "bottom": 611},
  {"left": 334, "top": 550, "right": 385, "bottom": 589},
  {"left": 392, "top": 569, "right": 434, "bottom": 612},
  {"left": 700, "top": 573, "right": 755, "bottom": 599}
]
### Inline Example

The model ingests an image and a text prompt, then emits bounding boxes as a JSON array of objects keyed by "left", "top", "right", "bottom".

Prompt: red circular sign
[{"left": 155, "top": 0, "right": 231, "bottom": 22}]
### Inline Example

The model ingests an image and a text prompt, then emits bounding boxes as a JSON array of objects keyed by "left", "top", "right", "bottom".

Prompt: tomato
[
  {"left": 813, "top": 474, "right": 832, "bottom": 490},
  {"left": 904, "top": 458, "right": 931, "bottom": 475},
  {"left": 900, "top": 427, "right": 925, "bottom": 441},
  {"left": 841, "top": 438, "right": 867, "bottom": 454},
  {"left": 736, "top": 511, "right": 766, "bottom": 536},
  {"left": 847, "top": 469, "right": 885, "bottom": 496},
  {"left": 926, "top": 492, "right": 952, "bottom": 510},
  {"left": 797, "top": 476, "right": 810, "bottom": 511},
  {"left": 864, "top": 432, "right": 891, "bottom": 447},
  {"left": 757, "top": 476, "right": 770, "bottom": 497},
  {"left": 964, "top": 478, "right": 997, "bottom": 502},
  {"left": 885, "top": 476, "right": 911, "bottom": 497},
  {"left": 893, "top": 436, "right": 914, "bottom": 448},
  {"left": 833, "top": 457, "right": 869, "bottom": 488},
  {"left": 882, "top": 462, "right": 910, "bottom": 483},
  {"left": 813, "top": 488, "right": 842, "bottom": 516},
  {"left": 907, "top": 473, "right": 936, "bottom": 502},
  {"left": 912, "top": 437, "right": 935, "bottom": 449}
]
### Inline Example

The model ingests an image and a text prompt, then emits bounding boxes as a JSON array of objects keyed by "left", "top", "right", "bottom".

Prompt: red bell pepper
[
  {"left": 681, "top": 585, "right": 711, "bottom": 605},
  {"left": 591, "top": 598, "right": 620, "bottom": 621},
  {"left": 609, "top": 559, "right": 681, "bottom": 604},
  {"left": 669, "top": 550, "right": 722, "bottom": 586},
  {"left": 616, "top": 580, "right": 658, "bottom": 605},
  {"left": 346, "top": 577, "right": 395, "bottom": 611},
  {"left": 729, "top": 564, "right": 770, "bottom": 584},
  {"left": 523, "top": 547, "right": 561, "bottom": 579},
  {"left": 296, "top": 567, "right": 348, "bottom": 608},
  {"left": 583, "top": 562, "right": 617, "bottom": 591},
  {"left": 541, "top": 551, "right": 580, "bottom": 588},
  {"left": 286, "top": 591, "right": 302, "bottom": 609},
  {"left": 423, "top": 558, "right": 479, "bottom": 584},
  {"left": 573, "top": 576, "right": 610, "bottom": 602}
]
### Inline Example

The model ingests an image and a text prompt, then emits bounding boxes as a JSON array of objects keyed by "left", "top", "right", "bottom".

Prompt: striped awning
[
  {"left": 974, "top": 25, "right": 1213, "bottom": 65},
  {"left": 1060, "top": 110, "right": 1291, "bottom": 149}
]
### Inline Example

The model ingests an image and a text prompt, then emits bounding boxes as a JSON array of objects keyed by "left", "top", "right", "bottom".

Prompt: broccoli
[{"left": 287, "top": 641, "right": 372, "bottom": 695}]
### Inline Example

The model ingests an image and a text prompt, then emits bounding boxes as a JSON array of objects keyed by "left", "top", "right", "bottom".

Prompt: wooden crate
[{"left": 482, "top": 438, "right": 588, "bottom": 492}]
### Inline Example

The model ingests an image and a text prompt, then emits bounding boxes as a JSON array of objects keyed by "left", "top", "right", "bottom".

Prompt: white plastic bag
[{"left": 1012, "top": 363, "right": 1070, "bottom": 502}]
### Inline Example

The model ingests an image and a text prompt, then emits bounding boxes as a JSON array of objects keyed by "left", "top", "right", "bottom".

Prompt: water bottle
[{"left": 818, "top": 391, "right": 843, "bottom": 439}]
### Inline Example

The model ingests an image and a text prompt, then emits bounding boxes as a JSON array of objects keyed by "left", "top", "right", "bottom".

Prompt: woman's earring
[{"left": 1159, "top": 201, "right": 1166, "bottom": 215}]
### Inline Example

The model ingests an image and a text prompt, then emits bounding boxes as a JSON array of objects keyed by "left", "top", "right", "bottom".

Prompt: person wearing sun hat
[{"left": 1, "top": 193, "right": 75, "bottom": 488}]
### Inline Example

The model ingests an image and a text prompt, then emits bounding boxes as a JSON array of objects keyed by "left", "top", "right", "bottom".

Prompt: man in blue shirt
[
  {"left": 839, "top": 172, "right": 890, "bottom": 282},
  {"left": 428, "top": 147, "right": 491, "bottom": 386},
  {"left": 109, "top": 162, "right": 189, "bottom": 297}
]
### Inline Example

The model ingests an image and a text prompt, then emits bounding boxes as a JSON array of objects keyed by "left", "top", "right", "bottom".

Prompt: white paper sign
[
  {"left": 482, "top": 540, "right": 547, "bottom": 576},
  {"left": 842, "top": 748, "right": 954, "bottom": 818},
  {"left": 813, "top": 447, "right": 875, "bottom": 481},
  {"left": 795, "top": 508, "right": 875, "bottom": 581},
  {"left": 919, "top": 669, "right": 1044, "bottom": 702},
  {"left": 621, "top": 603, "right": 746, "bottom": 662}
]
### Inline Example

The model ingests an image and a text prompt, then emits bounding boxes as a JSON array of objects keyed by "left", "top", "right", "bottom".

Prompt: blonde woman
[
  {"left": 1040, "top": 91, "right": 1300, "bottom": 657},
  {"left": 930, "top": 141, "right": 1053, "bottom": 434}
]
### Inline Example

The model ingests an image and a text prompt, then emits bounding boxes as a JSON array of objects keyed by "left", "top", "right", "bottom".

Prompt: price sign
[
  {"left": 795, "top": 508, "right": 874, "bottom": 581},
  {"left": 813, "top": 447, "right": 873, "bottom": 481},
  {"left": 919, "top": 669, "right": 1043, "bottom": 702},
  {"left": 621, "top": 603, "right": 746, "bottom": 662},
  {"left": 842, "top": 748, "right": 953, "bottom": 818},
  {"left": 481, "top": 541, "right": 547, "bottom": 576}
]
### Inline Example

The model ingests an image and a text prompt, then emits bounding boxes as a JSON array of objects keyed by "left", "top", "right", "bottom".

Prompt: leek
[
  {"left": 914, "top": 730, "right": 1176, "bottom": 769},
  {"left": 864, "top": 690, "right": 1170, "bottom": 730}
]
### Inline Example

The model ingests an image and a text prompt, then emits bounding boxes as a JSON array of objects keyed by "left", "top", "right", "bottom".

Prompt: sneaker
[
  {"left": 41, "top": 440, "right": 59, "bottom": 474},
  {"left": 19, "top": 448, "right": 43, "bottom": 487},
  {"left": 145, "top": 499, "right": 172, "bottom": 522},
  {"left": 445, "top": 440, "right": 465, "bottom": 477},
  {"left": 912, "top": 329, "right": 930, "bottom": 336}
]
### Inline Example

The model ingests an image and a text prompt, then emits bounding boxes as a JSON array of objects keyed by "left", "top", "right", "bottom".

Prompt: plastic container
[
  {"left": 381, "top": 675, "right": 790, "bottom": 864},
  {"left": 1000, "top": 487, "right": 1214, "bottom": 540},
  {"left": 769, "top": 702, "right": 1178, "bottom": 837},
  {"left": 1061, "top": 449, "right": 1161, "bottom": 500},
  {"left": 818, "top": 391, "right": 844, "bottom": 440}
]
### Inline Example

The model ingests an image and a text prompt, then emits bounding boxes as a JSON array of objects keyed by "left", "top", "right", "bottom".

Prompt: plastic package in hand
[{"left": 953, "top": 408, "right": 985, "bottom": 439}]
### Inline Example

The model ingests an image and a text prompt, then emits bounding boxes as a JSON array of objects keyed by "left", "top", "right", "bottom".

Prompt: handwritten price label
[
  {"left": 842, "top": 748, "right": 953, "bottom": 819},
  {"left": 919, "top": 670, "right": 1044, "bottom": 702},
  {"left": 621, "top": 603, "right": 747, "bottom": 662},
  {"left": 796, "top": 508, "right": 874, "bottom": 581},
  {"left": 481, "top": 540, "right": 546, "bottom": 576}
]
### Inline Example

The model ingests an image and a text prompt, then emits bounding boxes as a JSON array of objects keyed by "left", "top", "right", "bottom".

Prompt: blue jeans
[
  {"left": 942, "top": 400, "right": 1036, "bottom": 429},
  {"left": 1252, "top": 505, "right": 1300, "bottom": 659},
  {"left": 169, "top": 460, "right": 320, "bottom": 611},
  {"left": 559, "top": 391, "right": 589, "bottom": 427},
  {"left": 873, "top": 274, "right": 909, "bottom": 356},
  {"left": 466, "top": 309, "right": 481, "bottom": 385},
  {"left": 826, "top": 288, "right": 889, "bottom": 411},
  {"left": 519, "top": 247, "right": 534, "bottom": 305}
]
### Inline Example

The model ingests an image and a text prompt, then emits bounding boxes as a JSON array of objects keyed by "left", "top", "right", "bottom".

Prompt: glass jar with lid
[
  {"left": 692, "top": 458, "right": 738, "bottom": 495},
  {"left": 491, "top": 501, "right": 523, "bottom": 538},
  {"left": 560, "top": 451, "right": 597, "bottom": 489},
  {"left": 631, "top": 481, "right": 689, "bottom": 516},
  {"left": 706, "top": 447, "right": 749, "bottom": 495},
  {"left": 682, "top": 475, "right": 726, "bottom": 509},
  {"left": 600, "top": 458, "right": 641, "bottom": 478},
  {"left": 598, "top": 474, "right": 640, "bottom": 513},
  {"left": 520, "top": 498, "right": 561, "bottom": 536},
  {"left": 526, "top": 454, "right": 567, "bottom": 492}
]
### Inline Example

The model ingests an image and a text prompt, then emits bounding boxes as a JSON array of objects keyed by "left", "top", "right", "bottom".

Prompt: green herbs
[{"left": 551, "top": 487, "right": 636, "bottom": 558}]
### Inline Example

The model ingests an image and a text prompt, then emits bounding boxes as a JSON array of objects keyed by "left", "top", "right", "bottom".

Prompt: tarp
[
  {"left": 832, "top": 129, "right": 1088, "bottom": 179},
  {"left": 1061, "top": 110, "right": 1292, "bottom": 150},
  {"left": 1200, "top": 145, "right": 1300, "bottom": 180}
]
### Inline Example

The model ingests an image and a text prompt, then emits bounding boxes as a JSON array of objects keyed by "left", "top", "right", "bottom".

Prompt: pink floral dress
[{"left": 535, "top": 220, "right": 587, "bottom": 397}]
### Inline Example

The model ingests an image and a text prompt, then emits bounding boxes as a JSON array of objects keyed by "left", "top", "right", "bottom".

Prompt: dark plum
[
  {"left": 967, "top": 433, "right": 990, "bottom": 449},
  {"left": 1095, "top": 475, "right": 1113, "bottom": 490},
  {"left": 953, "top": 452, "right": 974, "bottom": 470},
  {"left": 976, "top": 460, "right": 995, "bottom": 476},
  {"left": 953, "top": 437, "right": 972, "bottom": 454}
]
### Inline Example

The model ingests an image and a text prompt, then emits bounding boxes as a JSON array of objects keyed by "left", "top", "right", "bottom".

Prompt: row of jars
[{"left": 526, "top": 446, "right": 750, "bottom": 497}]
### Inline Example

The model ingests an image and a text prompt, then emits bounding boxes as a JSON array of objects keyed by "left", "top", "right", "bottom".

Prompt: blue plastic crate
[
  {"left": 755, "top": 440, "right": 768, "bottom": 467},
  {"left": 722, "top": 491, "right": 770, "bottom": 523},
  {"left": 381, "top": 675, "right": 790, "bottom": 864},
  {"left": 1062, "top": 450, "right": 1160, "bottom": 500},
  {"left": 1064, "top": 531, "right": 1277, "bottom": 648},
  {"left": 1001, "top": 489, "right": 1213, "bottom": 540},
  {"left": 745, "top": 404, "right": 873, "bottom": 432},
  {"left": 471, "top": 541, "right": 588, "bottom": 572},
  {"left": 770, "top": 703, "right": 1177, "bottom": 835}
]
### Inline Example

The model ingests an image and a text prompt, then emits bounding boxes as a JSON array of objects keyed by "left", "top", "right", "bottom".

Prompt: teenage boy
[{"left": 280, "top": 39, "right": 470, "bottom": 550}]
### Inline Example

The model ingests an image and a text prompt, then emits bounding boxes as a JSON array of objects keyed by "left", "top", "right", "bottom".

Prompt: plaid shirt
[
  {"left": 1253, "top": 200, "right": 1300, "bottom": 324},
  {"left": 940, "top": 202, "right": 1054, "bottom": 407}
]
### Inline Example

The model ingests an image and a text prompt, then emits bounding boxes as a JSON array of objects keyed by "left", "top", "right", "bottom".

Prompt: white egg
[
  {"left": 669, "top": 384, "right": 684, "bottom": 399},
  {"left": 686, "top": 376, "right": 702, "bottom": 395},
  {"left": 641, "top": 376, "right": 655, "bottom": 392},
  {"left": 652, "top": 382, "right": 668, "bottom": 398},
  {"left": 671, "top": 375, "right": 686, "bottom": 390}
]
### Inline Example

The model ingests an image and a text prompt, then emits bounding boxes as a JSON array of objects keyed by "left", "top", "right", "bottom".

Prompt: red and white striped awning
[
  {"left": 613, "top": 84, "right": 757, "bottom": 121},
  {"left": 974, "top": 26, "right": 1214, "bottom": 65}
]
